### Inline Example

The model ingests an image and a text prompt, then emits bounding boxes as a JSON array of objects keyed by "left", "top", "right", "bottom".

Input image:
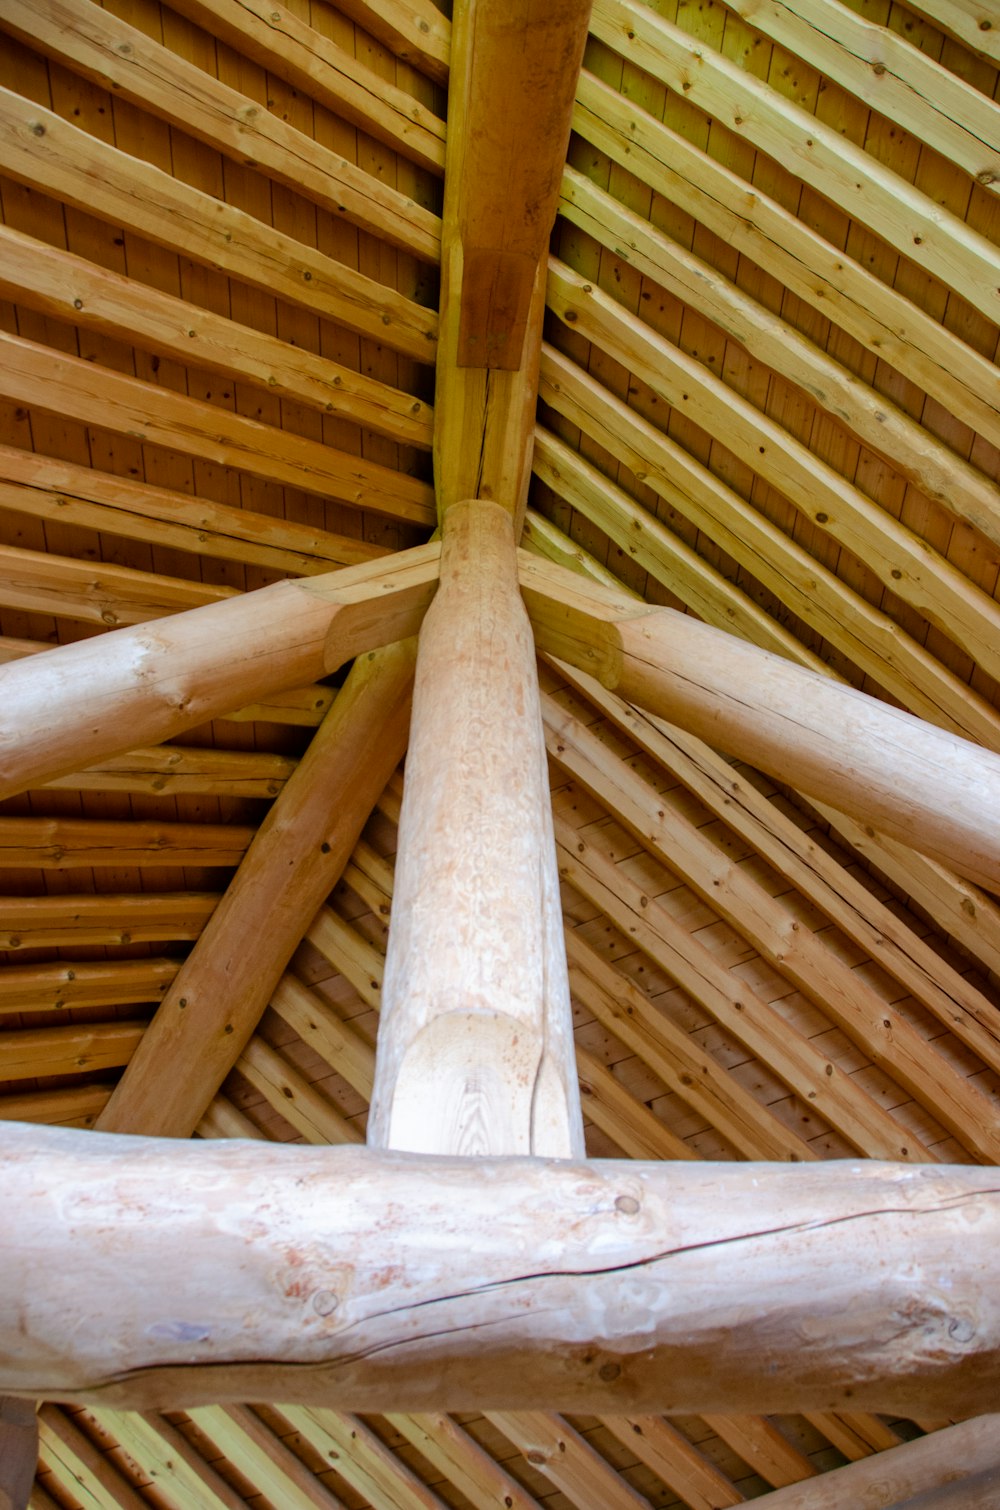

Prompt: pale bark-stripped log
[
  {"left": 747, "top": 1416, "right": 1000, "bottom": 1508},
  {"left": 1, "top": 1126, "right": 999, "bottom": 1416},
  {"left": 520, "top": 553, "right": 1000, "bottom": 893},
  {"left": 368, "top": 502, "right": 584, "bottom": 1157},
  {"left": 0, "top": 542, "right": 438, "bottom": 802},
  {"left": 98, "top": 640, "right": 417, "bottom": 1139}
]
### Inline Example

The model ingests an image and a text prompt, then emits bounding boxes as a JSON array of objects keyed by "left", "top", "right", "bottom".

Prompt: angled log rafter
[{"left": 433, "top": 0, "right": 592, "bottom": 522}]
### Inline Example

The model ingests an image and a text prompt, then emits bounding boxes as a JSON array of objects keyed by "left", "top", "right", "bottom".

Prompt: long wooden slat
[
  {"left": 0, "top": 1396, "right": 37, "bottom": 1510},
  {"left": 386, "top": 1413, "right": 544, "bottom": 1510},
  {"left": 0, "top": 959, "right": 177, "bottom": 1014},
  {"left": 37, "top": 1407, "right": 146, "bottom": 1510},
  {"left": 487, "top": 1413, "right": 652, "bottom": 1509},
  {"left": 0, "top": 541, "right": 438, "bottom": 801},
  {"left": 236, "top": 1038, "right": 362, "bottom": 1146},
  {"left": 44, "top": 746, "right": 296, "bottom": 798},
  {"left": 601, "top": 1416, "right": 742, "bottom": 1509},
  {"left": 892, "top": 0, "right": 1000, "bottom": 66},
  {"left": 0, "top": 334, "right": 434, "bottom": 526},
  {"left": 521, "top": 552, "right": 1000, "bottom": 893},
  {"left": 589, "top": 0, "right": 1000, "bottom": 329},
  {"left": 576, "top": 1045, "right": 693, "bottom": 1160},
  {"left": 702, "top": 1416, "right": 815, "bottom": 1490},
  {"left": 557, "top": 168, "right": 1000, "bottom": 551},
  {"left": 0, "top": 1023, "right": 144, "bottom": 1081},
  {"left": 0, "top": 227, "right": 433, "bottom": 450},
  {"left": 329, "top": 0, "right": 450, "bottom": 83},
  {"left": 545, "top": 259, "right": 1000, "bottom": 676},
  {"left": 0, "top": 541, "right": 229, "bottom": 629},
  {"left": 724, "top": 0, "right": 1000, "bottom": 188},
  {"left": 97, "top": 641, "right": 416, "bottom": 1139},
  {"left": 571, "top": 70, "right": 1000, "bottom": 455},
  {"left": 87, "top": 1411, "right": 247, "bottom": 1510},
  {"left": 0, "top": 89, "right": 438, "bottom": 362},
  {"left": 7, "top": 1128, "right": 1000, "bottom": 1414},
  {"left": 275, "top": 1407, "right": 447, "bottom": 1510},
  {"left": 269, "top": 974, "right": 375, "bottom": 1101},
  {"left": 185, "top": 1407, "right": 346, "bottom": 1510},
  {"left": 0, "top": 818, "right": 253, "bottom": 869},
  {"left": 0, "top": 0, "right": 442, "bottom": 262},
  {"left": 167, "top": 0, "right": 447, "bottom": 171},
  {"left": 0, "top": 894, "right": 215, "bottom": 950},
  {"left": 0, "top": 446, "right": 386, "bottom": 574}
]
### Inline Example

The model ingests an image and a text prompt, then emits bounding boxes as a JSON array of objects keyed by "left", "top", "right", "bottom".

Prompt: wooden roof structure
[{"left": 2, "top": 0, "right": 1000, "bottom": 1503}]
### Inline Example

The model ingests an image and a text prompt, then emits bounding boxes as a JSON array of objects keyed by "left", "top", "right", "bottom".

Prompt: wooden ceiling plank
[
  {"left": 576, "top": 1043, "right": 695, "bottom": 1160},
  {"left": 0, "top": 88, "right": 438, "bottom": 363},
  {"left": 486, "top": 1413, "right": 652, "bottom": 1510},
  {"left": 535, "top": 354, "right": 1000, "bottom": 750},
  {"left": 746, "top": 1416, "right": 1000, "bottom": 1507},
  {"left": 601, "top": 1415, "right": 743, "bottom": 1508},
  {"left": 236, "top": 1037, "right": 362, "bottom": 1146},
  {"left": 533, "top": 430, "right": 831, "bottom": 671},
  {"left": 546, "top": 260, "right": 1000, "bottom": 687},
  {"left": 88, "top": 1410, "right": 247, "bottom": 1510},
  {"left": 558, "top": 667, "right": 1000, "bottom": 1093},
  {"left": 558, "top": 169, "right": 1000, "bottom": 550},
  {"left": 0, "top": 541, "right": 231, "bottom": 629},
  {"left": 802, "top": 1410, "right": 900, "bottom": 1461},
  {"left": 0, "top": 817, "right": 253, "bottom": 869},
  {"left": 0, "top": 1084, "right": 110, "bottom": 1128},
  {"left": 0, "top": 227, "right": 433, "bottom": 450},
  {"left": 566, "top": 930, "right": 818, "bottom": 1162},
  {"left": 164, "top": 0, "right": 446, "bottom": 172},
  {"left": 590, "top": 0, "right": 1000, "bottom": 331},
  {"left": 43, "top": 745, "right": 297, "bottom": 798},
  {"left": 0, "top": 1021, "right": 144, "bottom": 1081},
  {"left": 386, "top": 1413, "right": 544, "bottom": 1510},
  {"left": 546, "top": 696, "right": 1000, "bottom": 1161},
  {"left": 0, "top": 445, "right": 386, "bottom": 572},
  {"left": 275, "top": 1406, "right": 448, "bottom": 1510},
  {"left": 6, "top": 1127, "right": 1000, "bottom": 1412},
  {"left": 0, "top": 333, "right": 434, "bottom": 526},
  {"left": 306, "top": 907, "right": 385, "bottom": 1012},
  {"left": 700, "top": 1415, "right": 816, "bottom": 1490},
  {"left": 889, "top": 0, "right": 1000, "bottom": 66},
  {"left": 0, "top": 541, "right": 438, "bottom": 801},
  {"left": 186, "top": 1406, "right": 347, "bottom": 1510},
  {"left": 0, "top": 1396, "right": 37, "bottom": 1510},
  {"left": 0, "top": 0, "right": 442, "bottom": 262},
  {"left": 269, "top": 974, "right": 375, "bottom": 1101},
  {"left": 724, "top": 0, "right": 1000, "bottom": 189},
  {"left": 196, "top": 1094, "right": 266, "bottom": 1141},
  {"left": 0, "top": 959, "right": 178, "bottom": 1014},
  {"left": 433, "top": 0, "right": 591, "bottom": 523},
  {"left": 555, "top": 818, "right": 932, "bottom": 1162},
  {"left": 522, "top": 552, "right": 1000, "bottom": 893},
  {"left": 37, "top": 1406, "right": 148, "bottom": 1510},
  {"left": 368, "top": 502, "right": 584, "bottom": 1158},
  {"left": 0, "top": 893, "right": 216, "bottom": 950},
  {"left": 572, "top": 70, "right": 1000, "bottom": 457},
  {"left": 95, "top": 641, "right": 416, "bottom": 1139}
]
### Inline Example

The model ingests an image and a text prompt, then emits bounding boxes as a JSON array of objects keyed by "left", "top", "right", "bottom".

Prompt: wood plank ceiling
[{"left": 1, "top": 0, "right": 999, "bottom": 1503}]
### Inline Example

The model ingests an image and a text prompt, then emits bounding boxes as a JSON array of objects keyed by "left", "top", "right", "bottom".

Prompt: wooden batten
[
  {"left": 368, "top": 501, "right": 584, "bottom": 1157},
  {"left": 2, "top": 1126, "right": 999, "bottom": 1416}
]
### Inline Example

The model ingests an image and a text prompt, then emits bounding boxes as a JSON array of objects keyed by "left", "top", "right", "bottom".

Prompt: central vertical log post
[{"left": 367, "top": 500, "right": 584, "bottom": 1157}]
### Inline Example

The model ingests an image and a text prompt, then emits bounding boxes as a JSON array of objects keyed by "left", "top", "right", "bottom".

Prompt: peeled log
[
  {"left": 520, "top": 552, "right": 1000, "bottom": 892},
  {"left": 1, "top": 1124, "right": 998, "bottom": 1416},
  {"left": 368, "top": 501, "right": 583, "bottom": 1157}
]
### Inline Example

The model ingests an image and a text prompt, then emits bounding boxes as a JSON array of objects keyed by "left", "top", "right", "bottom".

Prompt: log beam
[
  {"left": 520, "top": 552, "right": 1000, "bottom": 892},
  {"left": 1, "top": 1126, "right": 998, "bottom": 1416},
  {"left": 0, "top": 542, "right": 438, "bottom": 802},
  {"left": 433, "top": 0, "right": 591, "bottom": 521},
  {"left": 368, "top": 501, "right": 583, "bottom": 1157}
]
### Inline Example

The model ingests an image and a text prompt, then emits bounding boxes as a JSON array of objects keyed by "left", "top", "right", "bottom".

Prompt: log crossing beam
[
  {"left": 0, "top": 542, "right": 439, "bottom": 802},
  {"left": 368, "top": 501, "right": 584, "bottom": 1157},
  {"left": 1, "top": 1126, "right": 998, "bottom": 1417},
  {"left": 519, "top": 552, "right": 1000, "bottom": 893},
  {"left": 433, "top": 0, "right": 592, "bottom": 521}
]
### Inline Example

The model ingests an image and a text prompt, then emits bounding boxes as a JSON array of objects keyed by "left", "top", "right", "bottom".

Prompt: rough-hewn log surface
[
  {"left": 368, "top": 502, "right": 583, "bottom": 1157},
  {"left": 2, "top": 1125, "right": 998, "bottom": 1415}
]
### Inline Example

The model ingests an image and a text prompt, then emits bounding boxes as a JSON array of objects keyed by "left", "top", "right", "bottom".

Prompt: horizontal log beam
[
  {"left": 519, "top": 553, "right": 1000, "bottom": 892},
  {"left": 1, "top": 1126, "right": 998, "bottom": 1415},
  {"left": 0, "top": 542, "right": 439, "bottom": 801}
]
